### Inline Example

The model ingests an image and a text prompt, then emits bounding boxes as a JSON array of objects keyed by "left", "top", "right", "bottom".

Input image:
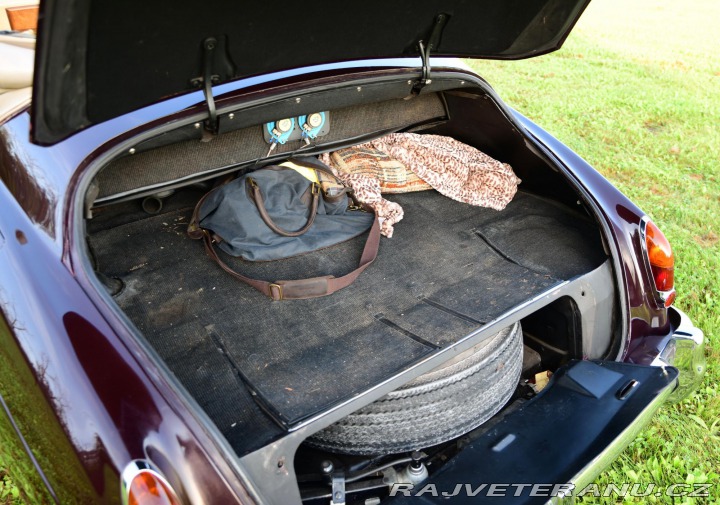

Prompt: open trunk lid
[{"left": 31, "top": 0, "right": 589, "bottom": 145}]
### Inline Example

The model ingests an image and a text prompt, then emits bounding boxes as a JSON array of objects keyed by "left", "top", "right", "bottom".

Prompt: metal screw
[
  {"left": 321, "top": 460, "right": 334, "bottom": 474},
  {"left": 357, "top": 86, "right": 362, "bottom": 92},
  {"left": 228, "top": 113, "right": 235, "bottom": 120},
  {"left": 335, "top": 492, "right": 342, "bottom": 500},
  {"left": 295, "top": 97, "right": 301, "bottom": 104},
  {"left": 408, "top": 80, "right": 412, "bottom": 85},
  {"left": 410, "top": 450, "right": 423, "bottom": 469},
  {"left": 128, "top": 148, "right": 136, "bottom": 155},
  {"left": 194, "top": 122, "right": 201, "bottom": 129},
  {"left": 460, "top": 80, "right": 465, "bottom": 85}
]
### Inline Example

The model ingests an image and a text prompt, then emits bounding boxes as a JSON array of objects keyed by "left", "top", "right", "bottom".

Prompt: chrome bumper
[
  {"left": 552, "top": 374, "right": 678, "bottom": 503},
  {"left": 552, "top": 307, "right": 704, "bottom": 502},
  {"left": 651, "top": 306, "right": 706, "bottom": 402}
]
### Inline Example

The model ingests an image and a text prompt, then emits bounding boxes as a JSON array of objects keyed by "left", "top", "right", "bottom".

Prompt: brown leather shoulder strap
[
  {"left": 248, "top": 177, "right": 320, "bottom": 237},
  {"left": 201, "top": 214, "right": 380, "bottom": 301}
]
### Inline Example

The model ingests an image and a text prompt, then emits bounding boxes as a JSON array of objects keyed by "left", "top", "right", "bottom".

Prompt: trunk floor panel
[{"left": 90, "top": 190, "right": 605, "bottom": 454}]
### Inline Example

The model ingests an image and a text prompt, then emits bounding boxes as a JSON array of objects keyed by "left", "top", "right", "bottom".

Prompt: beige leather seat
[
  {"left": 0, "top": 40, "right": 34, "bottom": 90},
  {"left": 0, "top": 33, "right": 36, "bottom": 50},
  {"left": 0, "top": 39, "right": 34, "bottom": 120}
]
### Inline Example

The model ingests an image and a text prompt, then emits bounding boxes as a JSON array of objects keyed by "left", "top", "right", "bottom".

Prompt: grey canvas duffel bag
[{"left": 188, "top": 157, "right": 379, "bottom": 300}]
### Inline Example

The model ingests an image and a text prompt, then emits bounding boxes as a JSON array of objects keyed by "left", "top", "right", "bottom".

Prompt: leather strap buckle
[{"left": 268, "top": 283, "right": 283, "bottom": 301}]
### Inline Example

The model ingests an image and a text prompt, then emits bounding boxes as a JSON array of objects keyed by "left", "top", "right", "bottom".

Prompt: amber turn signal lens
[
  {"left": 127, "top": 470, "right": 181, "bottom": 505},
  {"left": 644, "top": 220, "right": 675, "bottom": 303}
]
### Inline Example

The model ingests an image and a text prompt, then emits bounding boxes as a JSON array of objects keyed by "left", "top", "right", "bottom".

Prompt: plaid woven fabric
[{"left": 324, "top": 145, "right": 432, "bottom": 194}]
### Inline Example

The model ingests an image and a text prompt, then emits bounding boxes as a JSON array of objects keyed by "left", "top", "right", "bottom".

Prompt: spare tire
[{"left": 308, "top": 322, "right": 523, "bottom": 455}]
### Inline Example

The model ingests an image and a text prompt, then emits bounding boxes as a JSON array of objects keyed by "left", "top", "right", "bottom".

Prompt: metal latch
[
  {"left": 331, "top": 474, "right": 346, "bottom": 505},
  {"left": 320, "top": 460, "right": 346, "bottom": 505}
]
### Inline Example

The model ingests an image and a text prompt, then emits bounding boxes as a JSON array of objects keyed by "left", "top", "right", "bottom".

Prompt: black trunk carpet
[{"left": 90, "top": 190, "right": 605, "bottom": 455}]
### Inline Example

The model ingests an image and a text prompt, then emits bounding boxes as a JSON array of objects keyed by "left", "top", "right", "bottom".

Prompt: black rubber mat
[{"left": 90, "top": 190, "right": 605, "bottom": 450}]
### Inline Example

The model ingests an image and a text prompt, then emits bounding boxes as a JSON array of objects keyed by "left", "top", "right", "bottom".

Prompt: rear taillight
[
  {"left": 122, "top": 461, "right": 182, "bottom": 505},
  {"left": 642, "top": 219, "right": 676, "bottom": 307}
]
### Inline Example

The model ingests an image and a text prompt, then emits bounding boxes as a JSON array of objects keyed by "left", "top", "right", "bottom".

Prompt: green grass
[
  {"left": 1, "top": 1, "right": 718, "bottom": 503},
  {"left": 0, "top": 470, "right": 20, "bottom": 505},
  {"left": 468, "top": 0, "right": 719, "bottom": 502},
  {"left": 0, "top": 316, "right": 96, "bottom": 503}
]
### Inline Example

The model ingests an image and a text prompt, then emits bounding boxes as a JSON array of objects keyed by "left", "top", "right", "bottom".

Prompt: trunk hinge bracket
[
  {"left": 191, "top": 37, "right": 222, "bottom": 135},
  {"left": 412, "top": 13, "right": 449, "bottom": 95}
]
